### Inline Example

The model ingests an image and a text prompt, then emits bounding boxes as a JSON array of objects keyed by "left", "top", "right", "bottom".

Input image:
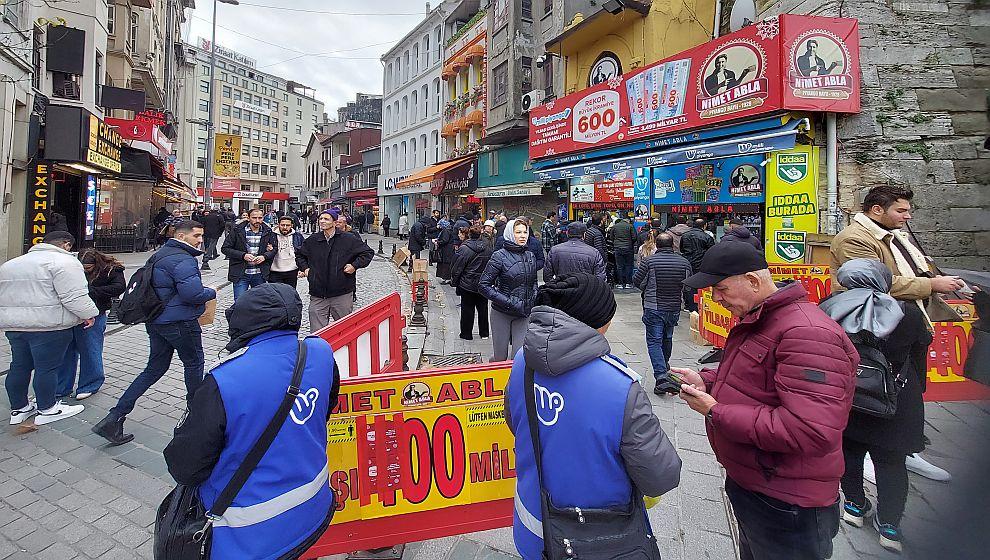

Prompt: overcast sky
[{"left": 184, "top": 1, "right": 433, "bottom": 113}]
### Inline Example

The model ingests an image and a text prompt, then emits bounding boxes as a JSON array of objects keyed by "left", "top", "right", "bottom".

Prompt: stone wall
[{"left": 755, "top": 0, "right": 990, "bottom": 270}]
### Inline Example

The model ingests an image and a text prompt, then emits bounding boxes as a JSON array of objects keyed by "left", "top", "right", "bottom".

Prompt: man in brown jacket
[
  {"left": 830, "top": 185, "right": 963, "bottom": 303},
  {"left": 830, "top": 184, "right": 964, "bottom": 483}
]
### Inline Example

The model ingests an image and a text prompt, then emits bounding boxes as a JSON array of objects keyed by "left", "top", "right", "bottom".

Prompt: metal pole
[
  {"left": 826, "top": 113, "right": 839, "bottom": 235},
  {"left": 203, "top": 0, "right": 219, "bottom": 208}
]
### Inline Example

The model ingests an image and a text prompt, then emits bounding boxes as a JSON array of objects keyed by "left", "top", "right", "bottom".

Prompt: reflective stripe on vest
[
  {"left": 214, "top": 462, "right": 330, "bottom": 528},
  {"left": 600, "top": 355, "right": 642, "bottom": 382},
  {"left": 514, "top": 492, "right": 543, "bottom": 538}
]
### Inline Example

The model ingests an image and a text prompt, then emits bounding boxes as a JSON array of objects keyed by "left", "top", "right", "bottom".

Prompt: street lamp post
[{"left": 203, "top": 0, "right": 239, "bottom": 208}]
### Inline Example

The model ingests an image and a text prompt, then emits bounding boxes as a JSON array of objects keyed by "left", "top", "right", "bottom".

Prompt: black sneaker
[
  {"left": 653, "top": 380, "right": 681, "bottom": 395},
  {"left": 842, "top": 498, "right": 873, "bottom": 528},
  {"left": 201, "top": 262, "right": 211, "bottom": 271},
  {"left": 92, "top": 414, "right": 135, "bottom": 446},
  {"left": 874, "top": 516, "right": 903, "bottom": 553}
]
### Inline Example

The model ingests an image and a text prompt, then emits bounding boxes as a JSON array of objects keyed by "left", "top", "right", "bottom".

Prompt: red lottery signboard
[{"left": 529, "top": 14, "right": 860, "bottom": 160}]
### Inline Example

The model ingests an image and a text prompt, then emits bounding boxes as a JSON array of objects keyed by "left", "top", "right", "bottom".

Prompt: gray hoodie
[{"left": 508, "top": 306, "right": 682, "bottom": 497}]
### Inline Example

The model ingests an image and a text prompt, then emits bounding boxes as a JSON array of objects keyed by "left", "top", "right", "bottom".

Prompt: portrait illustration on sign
[
  {"left": 701, "top": 47, "right": 759, "bottom": 97},
  {"left": 788, "top": 29, "right": 853, "bottom": 100},
  {"left": 589, "top": 52, "right": 622, "bottom": 87},
  {"left": 728, "top": 163, "right": 762, "bottom": 198},
  {"left": 696, "top": 39, "right": 768, "bottom": 119},
  {"left": 795, "top": 36, "right": 844, "bottom": 77}
]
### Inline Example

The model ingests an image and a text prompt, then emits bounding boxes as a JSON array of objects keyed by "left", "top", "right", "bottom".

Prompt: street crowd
[{"left": 1, "top": 185, "right": 986, "bottom": 559}]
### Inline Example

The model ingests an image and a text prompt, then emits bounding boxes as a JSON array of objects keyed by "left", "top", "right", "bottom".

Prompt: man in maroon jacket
[{"left": 672, "top": 242, "right": 857, "bottom": 560}]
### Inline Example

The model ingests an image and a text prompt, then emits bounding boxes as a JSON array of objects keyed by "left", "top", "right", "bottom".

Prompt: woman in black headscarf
[{"left": 821, "top": 258, "right": 931, "bottom": 554}]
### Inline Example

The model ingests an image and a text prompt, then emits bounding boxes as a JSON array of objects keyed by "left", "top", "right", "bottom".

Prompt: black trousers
[
  {"left": 267, "top": 269, "right": 299, "bottom": 290},
  {"left": 726, "top": 477, "right": 840, "bottom": 560},
  {"left": 459, "top": 290, "right": 489, "bottom": 339},
  {"left": 840, "top": 438, "right": 908, "bottom": 526}
]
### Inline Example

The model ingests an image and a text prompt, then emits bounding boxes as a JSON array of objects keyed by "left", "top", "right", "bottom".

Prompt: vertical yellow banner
[
  {"left": 765, "top": 145, "right": 820, "bottom": 263},
  {"left": 213, "top": 133, "right": 242, "bottom": 191}
]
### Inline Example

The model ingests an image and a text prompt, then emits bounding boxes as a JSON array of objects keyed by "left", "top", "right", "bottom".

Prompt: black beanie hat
[{"left": 535, "top": 273, "right": 617, "bottom": 329}]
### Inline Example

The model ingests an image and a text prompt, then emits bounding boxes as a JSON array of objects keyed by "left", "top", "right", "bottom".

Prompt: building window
[
  {"left": 297, "top": 98, "right": 302, "bottom": 106},
  {"left": 198, "top": 138, "right": 207, "bottom": 151},
  {"left": 251, "top": 164, "right": 260, "bottom": 174},
  {"left": 107, "top": 5, "right": 115, "bottom": 35},
  {"left": 222, "top": 85, "right": 231, "bottom": 98},
  {"left": 522, "top": 0, "right": 533, "bottom": 20},
  {"left": 490, "top": 150, "right": 499, "bottom": 175},
  {"left": 544, "top": 0, "right": 553, "bottom": 16},
  {"left": 129, "top": 12, "right": 138, "bottom": 51},
  {"left": 221, "top": 104, "right": 230, "bottom": 116},
  {"left": 296, "top": 110, "right": 302, "bottom": 119},
  {"left": 260, "top": 147, "right": 268, "bottom": 158},
  {"left": 242, "top": 162, "right": 250, "bottom": 173},
  {"left": 95, "top": 51, "right": 103, "bottom": 100},
  {"left": 522, "top": 56, "right": 533, "bottom": 93},
  {"left": 31, "top": 26, "right": 42, "bottom": 90},
  {"left": 492, "top": 62, "right": 509, "bottom": 106},
  {"left": 262, "top": 131, "right": 270, "bottom": 142},
  {"left": 232, "top": 125, "right": 241, "bottom": 135},
  {"left": 242, "top": 127, "right": 250, "bottom": 138},
  {"left": 261, "top": 166, "right": 268, "bottom": 176},
  {"left": 270, "top": 165, "right": 277, "bottom": 175},
  {"left": 252, "top": 146, "right": 260, "bottom": 157},
  {"left": 271, "top": 150, "right": 277, "bottom": 160},
  {"left": 200, "top": 80, "right": 209, "bottom": 93},
  {"left": 242, "top": 145, "right": 250, "bottom": 156},
  {"left": 233, "top": 89, "right": 241, "bottom": 101},
  {"left": 272, "top": 133, "right": 278, "bottom": 144},
  {"left": 199, "top": 100, "right": 209, "bottom": 113},
  {"left": 221, "top": 123, "right": 230, "bottom": 133},
  {"left": 281, "top": 168, "right": 286, "bottom": 178},
  {"left": 281, "top": 153, "right": 286, "bottom": 163},
  {"left": 253, "top": 129, "right": 260, "bottom": 140},
  {"left": 232, "top": 107, "right": 241, "bottom": 119},
  {"left": 296, "top": 125, "right": 302, "bottom": 134}
]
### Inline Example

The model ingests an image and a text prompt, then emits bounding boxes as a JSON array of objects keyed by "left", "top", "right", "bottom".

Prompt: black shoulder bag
[
  {"left": 523, "top": 368, "right": 661, "bottom": 560},
  {"left": 849, "top": 332, "right": 907, "bottom": 419},
  {"left": 154, "top": 337, "right": 310, "bottom": 560}
]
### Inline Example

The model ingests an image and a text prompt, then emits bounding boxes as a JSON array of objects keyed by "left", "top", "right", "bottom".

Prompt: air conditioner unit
[{"left": 521, "top": 89, "right": 546, "bottom": 113}]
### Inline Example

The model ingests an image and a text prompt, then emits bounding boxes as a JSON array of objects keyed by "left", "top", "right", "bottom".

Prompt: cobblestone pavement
[{"left": 2, "top": 234, "right": 987, "bottom": 560}]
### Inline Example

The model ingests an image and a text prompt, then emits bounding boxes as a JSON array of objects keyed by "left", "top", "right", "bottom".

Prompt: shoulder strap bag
[
  {"left": 523, "top": 367, "right": 661, "bottom": 560},
  {"left": 154, "top": 337, "right": 310, "bottom": 560},
  {"left": 849, "top": 332, "right": 908, "bottom": 419}
]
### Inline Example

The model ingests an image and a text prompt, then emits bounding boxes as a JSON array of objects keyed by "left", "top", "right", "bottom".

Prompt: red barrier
[{"left": 314, "top": 292, "right": 406, "bottom": 379}]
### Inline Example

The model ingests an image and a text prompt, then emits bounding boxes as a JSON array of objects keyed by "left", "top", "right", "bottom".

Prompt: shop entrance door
[{"left": 50, "top": 171, "right": 85, "bottom": 244}]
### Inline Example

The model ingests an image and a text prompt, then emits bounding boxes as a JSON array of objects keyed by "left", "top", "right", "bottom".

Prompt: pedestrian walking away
[
  {"left": 1, "top": 231, "right": 99, "bottom": 426},
  {"left": 268, "top": 216, "right": 305, "bottom": 290},
  {"left": 162, "top": 283, "right": 339, "bottom": 559},
  {"left": 381, "top": 214, "right": 391, "bottom": 237},
  {"left": 407, "top": 213, "right": 435, "bottom": 272},
  {"left": 480, "top": 218, "right": 539, "bottom": 362},
  {"left": 821, "top": 259, "right": 932, "bottom": 554},
  {"left": 56, "top": 248, "right": 126, "bottom": 401},
  {"left": 222, "top": 207, "right": 278, "bottom": 300},
  {"left": 672, "top": 241, "right": 857, "bottom": 560},
  {"left": 830, "top": 185, "right": 964, "bottom": 482},
  {"left": 435, "top": 220, "right": 457, "bottom": 284},
  {"left": 397, "top": 213, "right": 409, "bottom": 240},
  {"left": 506, "top": 273, "right": 681, "bottom": 560},
  {"left": 582, "top": 213, "right": 608, "bottom": 267},
  {"left": 667, "top": 215, "right": 691, "bottom": 253},
  {"left": 94, "top": 221, "right": 217, "bottom": 445},
  {"left": 633, "top": 232, "right": 692, "bottom": 396},
  {"left": 610, "top": 211, "right": 637, "bottom": 288},
  {"left": 297, "top": 209, "right": 375, "bottom": 331},
  {"left": 540, "top": 212, "right": 559, "bottom": 259},
  {"left": 451, "top": 226, "right": 493, "bottom": 341},
  {"left": 720, "top": 218, "right": 762, "bottom": 250},
  {"left": 198, "top": 207, "right": 227, "bottom": 269},
  {"left": 679, "top": 218, "right": 714, "bottom": 312},
  {"left": 544, "top": 221, "right": 606, "bottom": 283}
]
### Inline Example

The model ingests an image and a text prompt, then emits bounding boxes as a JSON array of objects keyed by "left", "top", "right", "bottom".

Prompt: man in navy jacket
[{"left": 94, "top": 221, "right": 216, "bottom": 445}]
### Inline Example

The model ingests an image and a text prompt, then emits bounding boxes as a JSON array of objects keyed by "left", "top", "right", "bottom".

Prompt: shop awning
[
  {"left": 395, "top": 156, "right": 471, "bottom": 189},
  {"left": 534, "top": 119, "right": 807, "bottom": 181},
  {"left": 196, "top": 188, "right": 290, "bottom": 201},
  {"left": 475, "top": 184, "right": 545, "bottom": 198}
]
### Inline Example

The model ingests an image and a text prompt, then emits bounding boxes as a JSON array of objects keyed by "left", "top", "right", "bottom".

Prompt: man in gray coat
[
  {"left": 545, "top": 221, "right": 606, "bottom": 283},
  {"left": 0, "top": 231, "right": 98, "bottom": 426}
]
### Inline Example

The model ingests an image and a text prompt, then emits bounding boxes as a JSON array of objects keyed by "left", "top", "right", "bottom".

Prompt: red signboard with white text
[{"left": 528, "top": 14, "right": 860, "bottom": 160}]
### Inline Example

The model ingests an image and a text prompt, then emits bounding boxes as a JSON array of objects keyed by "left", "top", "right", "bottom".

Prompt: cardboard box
[
  {"left": 199, "top": 298, "right": 217, "bottom": 326},
  {"left": 413, "top": 259, "right": 428, "bottom": 273},
  {"left": 392, "top": 246, "right": 410, "bottom": 267},
  {"left": 411, "top": 270, "right": 429, "bottom": 284}
]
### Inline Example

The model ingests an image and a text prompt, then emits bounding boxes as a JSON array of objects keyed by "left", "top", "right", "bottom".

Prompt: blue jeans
[
  {"left": 110, "top": 320, "right": 204, "bottom": 418},
  {"left": 56, "top": 313, "right": 108, "bottom": 397},
  {"left": 5, "top": 328, "right": 73, "bottom": 411},
  {"left": 233, "top": 273, "right": 265, "bottom": 300},
  {"left": 643, "top": 309, "right": 679, "bottom": 382}
]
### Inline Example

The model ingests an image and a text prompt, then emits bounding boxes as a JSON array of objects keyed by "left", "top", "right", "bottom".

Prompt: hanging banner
[
  {"left": 23, "top": 163, "right": 52, "bottom": 251},
  {"left": 765, "top": 145, "right": 820, "bottom": 263},
  {"left": 529, "top": 14, "right": 860, "bottom": 161},
  {"left": 212, "top": 133, "right": 242, "bottom": 192}
]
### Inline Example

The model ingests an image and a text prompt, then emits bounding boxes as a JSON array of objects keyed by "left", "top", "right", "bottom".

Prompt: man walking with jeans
[
  {"left": 93, "top": 221, "right": 217, "bottom": 445},
  {"left": 1, "top": 231, "right": 98, "bottom": 426},
  {"left": 633, "top": 233, "right": 692, "bottom": 395},
  {"left": 222, "top": 207, "right": 277, "bottom": 300}
]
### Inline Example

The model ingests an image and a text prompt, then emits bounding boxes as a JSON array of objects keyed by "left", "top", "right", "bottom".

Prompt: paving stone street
[{"left": 1, "top": 233, "right": 988, "bottom": 560}]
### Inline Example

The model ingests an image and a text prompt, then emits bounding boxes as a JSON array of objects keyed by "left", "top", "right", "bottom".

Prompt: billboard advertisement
[
  {"left": 212, "top": 133, "right": 242, "bottom": 192},
  {"left": 765, "top": 145, "right": 820, "bottom": 263},
  {"left": 529, "top": 14, "right": 860, "bottom": 160},
  {"left": 650, "top": 154, "right": 766, "bottom": 206}
]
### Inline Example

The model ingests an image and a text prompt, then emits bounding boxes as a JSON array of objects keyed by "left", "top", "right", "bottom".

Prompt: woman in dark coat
[
  {"left": 480, "top": 218, "right": 539, "bottom": 361},
  {"left": 436, "top": 222, "right": 457, "bottom": 283},
  {"left": 821, "top": 259, "right": 931, "bottom": 554},
  {"left": 57, "top": 249, "right": 126, "bottom": 399},
  {"left": 451, "top": 226, "right": 492, "bottom": 341}
]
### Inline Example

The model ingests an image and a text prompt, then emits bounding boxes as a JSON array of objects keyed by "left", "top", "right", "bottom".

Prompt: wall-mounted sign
[
  {"left": 764, "top": 145, "right": 819, "bottom": 262},
  {"left": 589, "top": 52, "right": 622, "bottom": 87},
  {"left": 84, "top": 175, "right": 97, "bottom": 240},
  {"left": 23, "top": 163, "right": 51, "bottom": 251},
  {"left": 654, "top": 203, "right": 762, "bottom": 214},
  {"left": 650, "top": 154, "right": 766, "bottom": 206},
  {"left": 529, "top": 14, "right": 860, "bottom": 160},
  {"left": 45, "top": 105, "right": 122, "bottom": 174},
  {"left": 135, "top": 109, "right": 168, "bottom": 126},
  {"left": 199, "top": 38, "right": 257, "bottom": 68},
  {"left": 233, "top": 99, "right": 272, "bottom": 116},
  {"left": 86, "top": 116, "right": 123, "bottom": 174},
  {"left": 212, "top": 133, "right": 242, "bottom": 192}
]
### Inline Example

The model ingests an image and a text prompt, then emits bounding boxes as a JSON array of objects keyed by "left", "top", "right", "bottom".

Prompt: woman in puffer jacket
[{"left": 480, "top": 218, "right": 539, "bottom": 361}]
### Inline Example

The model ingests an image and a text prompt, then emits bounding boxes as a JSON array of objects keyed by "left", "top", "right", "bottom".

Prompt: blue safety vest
[
  {"left": 506, "top": 353, "right": 640, "bottom": 560},
  {"left": 199, "top": 331, "right": 337, "bottom": 560}
]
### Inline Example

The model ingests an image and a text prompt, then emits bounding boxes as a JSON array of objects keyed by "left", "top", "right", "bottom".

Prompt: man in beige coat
[{"left": 830, "top": 184, "right": 965, "bottom": 482}]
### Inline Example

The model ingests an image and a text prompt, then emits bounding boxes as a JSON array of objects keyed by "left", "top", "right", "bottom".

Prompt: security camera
[{"left": 535, "top": 54, "right": 549, "bottom": 69}]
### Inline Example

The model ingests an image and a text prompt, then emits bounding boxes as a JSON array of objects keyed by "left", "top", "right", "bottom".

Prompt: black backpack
[
  {"left": 849, "top": 331, "right": 906, "bottom": 419},
  {"left": 117, "top": 254, "right": 166, "bottom": 325}
]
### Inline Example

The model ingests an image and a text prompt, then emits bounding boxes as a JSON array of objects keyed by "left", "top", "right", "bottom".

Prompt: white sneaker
[
  {"left": 74, "top": 392, "right": 93, "bottom": 400},
  {"left": 34, "top": 401, "right": 85, "bottom": 426},
  {"left": 864, "top": 453, "right": 876, "bottom": 484},
  {"left": 10, "top": 403, "right": 37, "bottom": 425},
  {"left": 905, "top": 453, "right": 951, "bottom": 481}
]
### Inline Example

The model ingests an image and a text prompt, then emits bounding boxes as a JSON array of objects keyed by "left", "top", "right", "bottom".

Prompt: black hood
[
  {"left": 725, "top": 226, "right": 753, "bottom": 240},
  {"left": 225, "top": 283, "right": 303, "bottom": 352}
]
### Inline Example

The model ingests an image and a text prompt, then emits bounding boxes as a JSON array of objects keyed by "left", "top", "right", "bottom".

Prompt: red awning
[
  {"left": 351, "top": 197, "right": 378, "bottom": 206},
  {"left": 345, "top": 188, "right": 378, "bottom": 199}
]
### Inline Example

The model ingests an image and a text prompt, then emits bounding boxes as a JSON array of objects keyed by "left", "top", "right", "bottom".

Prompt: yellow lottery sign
[
  {"left": 325, "top": 364, "right": 515, "bottom": 524},
  {"left": 765, "top": 145, "right": 820, "bottom": 263}
]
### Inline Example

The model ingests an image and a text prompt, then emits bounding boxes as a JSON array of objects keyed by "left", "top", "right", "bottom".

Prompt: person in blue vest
[
  {"left": 163, "top": 283, "right": 339, "bottom": 560},
  {"left": 505, "top": 272, "right": 682, "bottom": 560}
]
